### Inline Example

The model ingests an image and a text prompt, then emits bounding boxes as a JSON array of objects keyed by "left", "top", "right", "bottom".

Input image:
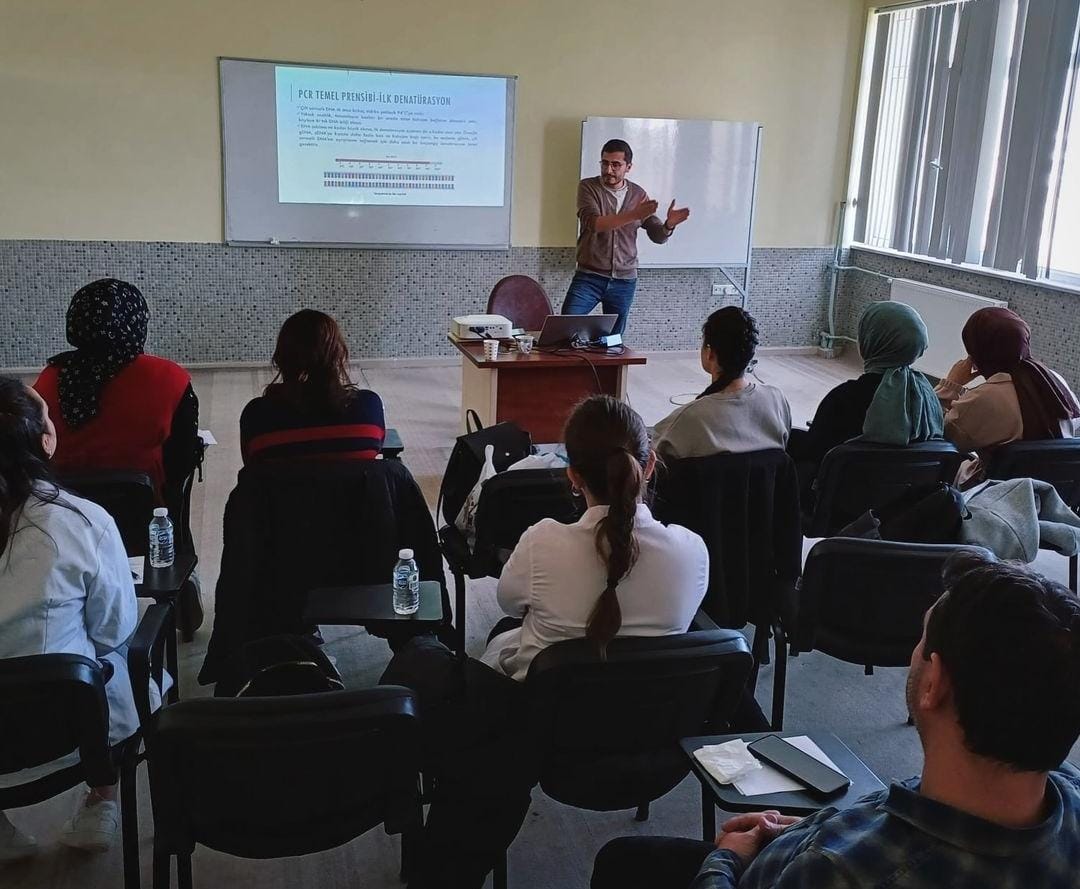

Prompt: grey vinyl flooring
[{"left": 8, "top": 352, "right": 1079, "bottom": 889}]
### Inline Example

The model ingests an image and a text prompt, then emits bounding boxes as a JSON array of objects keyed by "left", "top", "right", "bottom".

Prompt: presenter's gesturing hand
[
  {"left": 665, "top": 199, "right": 691, "bottom": 230},
  {"left": 636, "top": 199, "right": 660, "bottom": 220}
]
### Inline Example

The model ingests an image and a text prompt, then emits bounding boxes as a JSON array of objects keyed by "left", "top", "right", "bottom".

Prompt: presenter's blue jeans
[{"left": 562, "top": 271, "right": 637, "bottom": 335}]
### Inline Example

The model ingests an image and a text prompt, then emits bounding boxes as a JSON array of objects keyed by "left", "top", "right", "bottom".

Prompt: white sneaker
[
  {"left": 0, "top": 812, "right": 38, "bottom": 863},
  {"left": 59, "top": 794, "right": 118, "bottom": 853}
]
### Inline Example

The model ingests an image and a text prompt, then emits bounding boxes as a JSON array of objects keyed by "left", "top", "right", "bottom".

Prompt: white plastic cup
[
  {"left": 515, "top": 334, "right": 535, "bottom": 354},
  {"left": 483, "top": 339, "right": 500, "bottom": 360}
]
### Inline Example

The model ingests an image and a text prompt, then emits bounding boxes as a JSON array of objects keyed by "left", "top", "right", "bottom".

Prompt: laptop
[{"left": 536, "top": 314, "right": 618, "bottom": 348}]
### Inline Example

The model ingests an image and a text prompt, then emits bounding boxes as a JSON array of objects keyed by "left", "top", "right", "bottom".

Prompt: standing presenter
[{"left": 563, "top": 139, "right": 690, "bottom": 335}]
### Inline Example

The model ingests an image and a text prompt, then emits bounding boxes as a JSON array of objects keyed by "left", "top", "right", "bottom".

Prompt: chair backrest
[
  {"left": 57, "top": 469, "right": 156, "bottom": 556},
  {"left": 473, "top": 468, "right": 584, "bottom": 573},
  {"left": 146, "top": 686, "right": 421, "bottom": 858},
  {"left": 201, "top": 459, "right": 446, "bottom": 683},
  {"left": 651, "top": 450, "right": 802, "bottom": 628},
  {"left": 0, "top": 654, "right": 115, "bottom": 792},
  {"left": 809, "top": 441, "right": 964, "bottom": 537},
  {"left": 796, "top": 537, "right": 993, "bottom": 668},
  {"left": 486, "top": 275, "right": 553, "bottom": 331},
  {"left": 525, "top": 629, "right": 753, "bottom": 811},
  {"left": 985, "top": 439, "right": 1080, "bottom": 511}
]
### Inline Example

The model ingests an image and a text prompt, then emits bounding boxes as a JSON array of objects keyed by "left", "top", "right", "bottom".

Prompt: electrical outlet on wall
[{"left": 712, "top": 283, "right": 739, "bottom": 297}]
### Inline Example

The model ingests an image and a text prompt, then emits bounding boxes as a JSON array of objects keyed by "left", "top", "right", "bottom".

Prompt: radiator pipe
[{"left": 821, "top": 200, "right": 893, "bottom": 349}]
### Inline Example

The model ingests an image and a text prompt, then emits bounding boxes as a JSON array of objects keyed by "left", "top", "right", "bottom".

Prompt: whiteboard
[
  {"left": 580, "top": 117, "right": 762, "bottom": 268},
  {"left": 219, "top": 58, "right": 516, "bottom": 249}
]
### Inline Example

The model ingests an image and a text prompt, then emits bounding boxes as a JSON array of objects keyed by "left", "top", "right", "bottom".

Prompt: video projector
[{"left": 450, "top": 314, "right": 514, "bottom": 340}]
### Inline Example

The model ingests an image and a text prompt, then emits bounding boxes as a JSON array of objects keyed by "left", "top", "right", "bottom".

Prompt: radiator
[{"left": 888, "top": 278, "right": 1008, "bottom": 380}]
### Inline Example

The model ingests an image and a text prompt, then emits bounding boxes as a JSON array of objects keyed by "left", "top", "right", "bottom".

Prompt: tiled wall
[
  {"left": 0, "top": 241, "right": 833, "bottom": 367},
  {"left": 837, "top": 248, "right": 1080, "bottom": 391}
]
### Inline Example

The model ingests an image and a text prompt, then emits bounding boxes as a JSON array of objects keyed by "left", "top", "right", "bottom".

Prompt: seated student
[
  {"left": 591, "top": 552, "right": 1080, "bottom": 889},
  {"left": 787, "top": 301, "right": 943, "bottom": 503},
  {"left": 240, "top": 309, "right": 385, "bottom": 463},
  {"left": 383, "top": 395, "right": 736, "bottom": 889},
  {"left": 936, "top": 307, "right": 1080, "bottom": 487},
  {"left": 651, "top": 307, "right": 791, "bottom": 461},
  {"left": 33, "top": 278, "right": 201, "bottom": 504},
  {"left": 0, "top": 379, "right": 147, "bottom": 859},
  {"left": 483, "top": 394, "right": 710, "bottom": 679}
]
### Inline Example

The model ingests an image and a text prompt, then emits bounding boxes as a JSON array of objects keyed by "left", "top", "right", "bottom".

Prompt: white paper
[
  {"left": 732, "top": 736, "right": 844, "bottom": 796},
  {"left": 129, "top": 556, "right": 145, "bottom": 585},
  {"left": 198, "top": 429, "right": 218, "bottom": 446},
  {"left": 693, "top": 739, "right": 763, "bottom": 784}
]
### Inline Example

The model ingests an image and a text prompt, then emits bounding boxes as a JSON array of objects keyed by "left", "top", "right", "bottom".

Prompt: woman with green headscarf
[{"left": 788, "top": 300, "right": 944, "bottom": 503}]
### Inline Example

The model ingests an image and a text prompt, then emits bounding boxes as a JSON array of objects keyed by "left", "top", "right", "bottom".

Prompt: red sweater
[{"left": 35, "top": 355, "right": 192, "bottom": 490}]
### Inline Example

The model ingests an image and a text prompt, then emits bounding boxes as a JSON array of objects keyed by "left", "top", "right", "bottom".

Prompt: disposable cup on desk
[
  {"left": 515, "top": 334, "right": 534, "bottom": 354},
  {"left": 483, "top": 339, "right": 500, "bottom": 360}
]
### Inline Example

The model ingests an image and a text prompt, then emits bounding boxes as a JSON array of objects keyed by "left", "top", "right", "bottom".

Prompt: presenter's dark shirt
[{"left": 240, "top": 388, "right": 385, "bottom": 464}]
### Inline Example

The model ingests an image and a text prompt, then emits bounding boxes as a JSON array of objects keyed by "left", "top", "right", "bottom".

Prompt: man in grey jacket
[{"left": 563, "top": 139, "right": 690, "bottom": 335}]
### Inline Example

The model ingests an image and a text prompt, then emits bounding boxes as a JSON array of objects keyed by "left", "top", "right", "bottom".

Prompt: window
[{"left": 850, "top": 0, "right": 1080, "bottom": 284}]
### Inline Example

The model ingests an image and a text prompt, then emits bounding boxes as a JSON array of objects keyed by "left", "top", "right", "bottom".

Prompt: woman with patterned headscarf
[
  {"left": 936, "top": 307, "right": 1080, "bottom": 486},
  {"left": 34, "top": 278, "right": 199, "bottom": 493},
  {"left": 788, "top": 300, "right": 944, "bottom": 504}
]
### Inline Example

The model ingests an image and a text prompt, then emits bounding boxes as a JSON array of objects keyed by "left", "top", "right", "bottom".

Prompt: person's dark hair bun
[{"left": 702, "top": 307, "right": 759, "bottom": 389}]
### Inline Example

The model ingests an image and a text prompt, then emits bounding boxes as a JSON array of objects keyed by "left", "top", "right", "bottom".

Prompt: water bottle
[
  {"left": 148, "top": 507, "right": 175, "bottom": 569},
  {"left": 392, "top": 548, "right": 420, "bottom": 615}
]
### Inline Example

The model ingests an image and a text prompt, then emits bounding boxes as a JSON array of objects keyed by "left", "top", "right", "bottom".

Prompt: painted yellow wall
[{"left": 0, "top": 0, "right": 865, "bottom": 247}]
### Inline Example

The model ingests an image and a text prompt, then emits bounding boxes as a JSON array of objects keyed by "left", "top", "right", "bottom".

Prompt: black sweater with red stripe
[{"left": 239, "top": 389, "right": 386, "bottom": 464}]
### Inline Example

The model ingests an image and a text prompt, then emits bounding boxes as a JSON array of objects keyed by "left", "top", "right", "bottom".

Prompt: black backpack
[
  {"left": 437, "top": 410, "right": 532, "bottom": 527},
  {"left": 214, "top": 634, "right": 345, "bottom": 698}
]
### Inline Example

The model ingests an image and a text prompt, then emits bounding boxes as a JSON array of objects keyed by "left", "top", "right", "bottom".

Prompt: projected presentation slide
[{"left": 275, "top": 65, "right": 508, "bottom": 207}]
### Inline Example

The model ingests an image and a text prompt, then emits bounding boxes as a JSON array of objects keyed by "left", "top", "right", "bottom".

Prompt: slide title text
[{"left": 295, "top": 89, "right": 452, "bottom": 106}]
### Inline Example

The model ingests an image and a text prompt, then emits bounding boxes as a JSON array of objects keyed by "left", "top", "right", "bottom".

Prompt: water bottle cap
[
  {"left": 398, "top": 548, "right": 414, "bottom": 560},
  {"left": 153, "top": 508, "right": 169, "bottom": 517}
]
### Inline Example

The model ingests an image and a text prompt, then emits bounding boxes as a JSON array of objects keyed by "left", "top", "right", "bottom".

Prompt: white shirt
[
  {"left": 604, "top": 183, "right": 628, "bottom": 214},
  {"left": 0, "top": 488, "right": 141, "bottom": 787},
  {"left": 481, "top": 503, "right": 708, "bottom": 680}
]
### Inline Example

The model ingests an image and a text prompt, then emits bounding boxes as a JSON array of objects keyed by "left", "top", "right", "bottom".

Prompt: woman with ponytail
[
  {"left": 651, "top": 307, "right": 791, "bottom": 460},
  {"left": 482, "top": 395, "right": 709, "bottom": 677},
  {"left": 0, "top": 377, "right": 147, "bottom": 859},
  {"left": 380, "top": 397, "right": 710, "bottom": 888}
]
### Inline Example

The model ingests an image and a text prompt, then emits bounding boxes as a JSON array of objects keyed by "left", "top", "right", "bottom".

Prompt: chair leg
[
  {"left": 771, "top": 626, "right": 787, "bottom": 731},
  {"left": 634, "top": 802, "right": 650, "bottom": 822},
  {"left": 153, "top": 851, "right": 171, "bottom": 889},
  {"left": 453, "top": 569, "right": 467, "bottom": 656},
  {"left": 1070, "top": 554, "right": 1078, "bottom": 593},
  {"left": 751, "top": 624, "right": 771, "bottom": 666},
  {"left": 121, "top": 758, "right": 140, "bottom": 889},
  {"left": 492, "top": 851, "right": 508, "bottom": 889},
  {"left": 399, "top": 829, "right": 419, "bottom": 884},
  {"left": 166, "top": 619, "right": 181, "bottom": 704},
  {"left": 700, "top": 781, "right": 716, "bottom": 842},
  {"left": 177, "top": 853, "right": 192, "bottom": 889}
]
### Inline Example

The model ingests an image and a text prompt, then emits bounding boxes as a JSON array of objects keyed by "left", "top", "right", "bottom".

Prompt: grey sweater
[{"left": 652, "top": 382, "right": 792, "bottom": 461}]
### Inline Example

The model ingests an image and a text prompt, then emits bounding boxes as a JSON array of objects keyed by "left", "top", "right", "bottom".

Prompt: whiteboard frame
[
  {"left": 579, "top": 117, "right": 762, "bottom": 270},
  {"left": 218, "top": 56, "right": 517, "bottom": 250}
]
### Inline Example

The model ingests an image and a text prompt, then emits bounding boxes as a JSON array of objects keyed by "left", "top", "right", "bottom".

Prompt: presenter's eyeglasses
[{"left": 600, "top": 160, "right": 627, "bottom": 171}]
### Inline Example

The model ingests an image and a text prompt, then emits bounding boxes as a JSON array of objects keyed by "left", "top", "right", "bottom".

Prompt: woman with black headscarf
[
  {"left": 33, "top": 278, "right": 200, "bottom": 498},
  {"left": 936, "top": 307, "right": 1080, "bottom": 485}
]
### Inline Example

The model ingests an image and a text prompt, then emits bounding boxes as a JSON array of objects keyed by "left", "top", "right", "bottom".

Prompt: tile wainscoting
[
  {"left": 1, "top": 241, "right": 834, "bottom": 367},
  {"left": 837, "top": 248, "right": 1080, "bottom": 391}
]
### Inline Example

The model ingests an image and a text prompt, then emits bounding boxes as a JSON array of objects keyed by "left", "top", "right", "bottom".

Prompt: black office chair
[
  {"left": 0, "top": 602, "right": 174, "bottom": 889},
  {"left": 652, "top": 449, "right": 802, "bottom": 729},
  {"left": 985, "top": 438, "right": 1080, "bottom": 591},
  {"left": 440, "top": 468, "right": 583, "bottom": 654},
  {"left": 805, "top": 441, "right": 964, "bottom": 537},
  {"left": 57, "top": 469, "right": 157, "bottom": 557},
  {"left": 490, "top": 624, "right": 754, "bottom": 889},
  {"left": 781, "top": 538, "right": 993, "bottom": 725},
  {"left": 135, "top": 683, "right": 423, "bottom": 889}
]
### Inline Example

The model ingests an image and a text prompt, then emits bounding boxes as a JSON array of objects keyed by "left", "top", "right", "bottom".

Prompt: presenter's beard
[{"left": 603, "top": 173, "right": 621, "bottom": 187}]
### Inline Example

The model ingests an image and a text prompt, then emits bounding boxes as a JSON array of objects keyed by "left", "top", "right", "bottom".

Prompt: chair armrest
[
  {"left": 128, "top": 602, "right": 174, "bottom": 731},
  {"left": 690, "top": 609, "right": 720, "bottom": 632}
]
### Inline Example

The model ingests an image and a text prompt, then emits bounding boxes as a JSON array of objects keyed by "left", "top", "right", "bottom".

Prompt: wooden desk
[{"left": 450, "top": 337, "right": 648, "bottom": 443}]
